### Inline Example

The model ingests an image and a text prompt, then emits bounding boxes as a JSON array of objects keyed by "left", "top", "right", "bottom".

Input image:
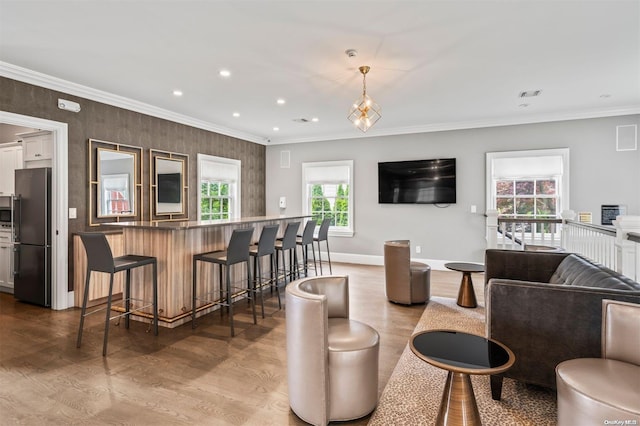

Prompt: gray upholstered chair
[
  {"left": 556, "top": 299, "right": 640, "bottom": 425},
  {"left": 383, "top": 240, "right": 431, "bottom": 304},
  {"left": 285, "top": 275, "right": 379, "bottom": 425}
]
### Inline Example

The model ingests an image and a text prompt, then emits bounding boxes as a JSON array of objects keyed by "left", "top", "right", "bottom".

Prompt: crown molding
[
  {"left": 0, "top": 61, "right": 268, "bottom": 145},
  {"left": 268, "top": 105, "right": 640, "bottom": 145},
  {"left": 3, "top": 61, "right": 638, "bottom": 147}
]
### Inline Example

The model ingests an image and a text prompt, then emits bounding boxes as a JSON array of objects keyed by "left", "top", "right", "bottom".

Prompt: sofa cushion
[{"left": 550, "top": 255, "right": 640, "bottom": 290}]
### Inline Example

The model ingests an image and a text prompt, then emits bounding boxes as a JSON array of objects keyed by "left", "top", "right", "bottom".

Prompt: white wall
[{"left": 266, "top": 115, "right": 640, "bottom": 264}]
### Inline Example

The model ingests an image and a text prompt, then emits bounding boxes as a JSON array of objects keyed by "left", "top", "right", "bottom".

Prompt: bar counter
[{"left": 102, "top": 215, "right": 309, "bottom": 328}]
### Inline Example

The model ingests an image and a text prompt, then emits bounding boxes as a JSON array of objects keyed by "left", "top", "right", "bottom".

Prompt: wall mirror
[
  {"left": 150, "top": 149, "right": 189, "bottom": 222},
  {"left": 89, "top": 139, "right": 143, "bottom": 226}
]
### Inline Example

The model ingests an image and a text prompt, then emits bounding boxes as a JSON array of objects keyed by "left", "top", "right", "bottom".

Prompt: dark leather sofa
[{"left": 484, "top": 249, "right": 640, "bottom": 399}]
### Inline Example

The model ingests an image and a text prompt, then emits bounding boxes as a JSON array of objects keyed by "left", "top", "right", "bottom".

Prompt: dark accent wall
[{"left": 1, "top": 77, "right": 266, "bottom": 290}]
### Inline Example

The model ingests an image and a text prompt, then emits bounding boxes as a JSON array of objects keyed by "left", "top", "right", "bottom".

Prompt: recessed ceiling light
[
  {"left": 311, "top": 117, "right": 319, "bottom": 122},
  {"left": 273, "top": 127, "right": 280, "bottom": 131},
  {"left": 232, "top": 112, "right": 240, "bottom": 117},
  {"left": 519, "top": 103, "right": 530, "bottom": 108},
  {"left": 173, "top": 90, "right": 183, "bottom": 96},
  {"left": 600, "top": 94, "right": 612, "bottom": 98},
  {"left": 276, "top": 98, "right": 286, "bottom": 105},
  {"left": 219, "top": 69, "right": 231, "bottom": 77}
]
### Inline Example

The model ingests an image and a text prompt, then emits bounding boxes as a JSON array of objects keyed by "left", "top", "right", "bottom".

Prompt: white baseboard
[
  {"left": 67, "top": 290, "right": 75, "bottom": 308},
  {"left": 324, "top": 252, "right": 454, "bottom": 271}
]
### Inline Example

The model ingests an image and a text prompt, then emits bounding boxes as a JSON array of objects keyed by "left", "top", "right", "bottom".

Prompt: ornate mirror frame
[
  {"left": 88, "top": 138, "right": 143, "bottom": 226},
  {"left": 149, "top": 149, "right": 189, "bottom": 222}
]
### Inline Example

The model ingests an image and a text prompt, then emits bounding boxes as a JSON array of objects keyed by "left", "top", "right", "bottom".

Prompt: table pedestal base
[
  {"left": 436, "top": 372, "right": 481, "bottom": 426},
  {"left": 456, "top": 272, "right": 478, "bottom": 308}
]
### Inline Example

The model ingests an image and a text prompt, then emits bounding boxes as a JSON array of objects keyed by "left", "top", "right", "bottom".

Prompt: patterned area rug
[{"left": 368, "top": 297, "right": 557, "bottom": 425}]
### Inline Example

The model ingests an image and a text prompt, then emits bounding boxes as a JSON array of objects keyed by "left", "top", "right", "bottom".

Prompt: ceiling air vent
[
  {"left": 519, "top": 90, "right": 542, "bottom": 98},
  {"left": 293, "top": 118, "right": 310, "bottom": 123}
]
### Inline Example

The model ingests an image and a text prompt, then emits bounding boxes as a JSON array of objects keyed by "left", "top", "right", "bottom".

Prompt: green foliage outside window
[
  {"left": 200, "top": 181, "right": 231, "bottom": 220},
  {"left": 310, "top": 183, "right": 349, "bottom": 228}
]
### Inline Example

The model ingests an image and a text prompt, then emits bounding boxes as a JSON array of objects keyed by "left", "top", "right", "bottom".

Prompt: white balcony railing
[
  {"left": 486, "top": 211, "right": 640, "bottom": 281},
  {"left": 562, "top": 220, "right": 617, "bottom": 269},
  {"left": 485, "top": 210, "right": 562, "bottom": 250}
]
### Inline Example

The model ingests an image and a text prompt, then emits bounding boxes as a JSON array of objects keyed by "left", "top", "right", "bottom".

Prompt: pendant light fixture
[{"left": 347, "top": 65, "right": 382, "bottom": 132}]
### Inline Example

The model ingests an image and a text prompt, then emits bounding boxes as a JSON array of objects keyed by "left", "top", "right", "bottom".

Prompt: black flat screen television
[
  {"left": 157, "top": 173, "right": 182, "bottom": 203},
  {"left": 378, "top": 158, "right": 456, "bottom": 204}
]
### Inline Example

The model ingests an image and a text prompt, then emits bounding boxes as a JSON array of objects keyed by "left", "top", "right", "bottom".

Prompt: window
[
  {"left": 200, "top": 181, "right": 231, "bottom": 220},
  {"left": 495, "top": 178, "right": 558, "bottom": 218},
  {"left": 302, "top": 160, "right": 354, "bottom": 236},
  {"left": 197, "top": 154, "right": 241, "bottom": 220},
  {"left": 486, "top": 148, "right": 569, "bottom": 218}
]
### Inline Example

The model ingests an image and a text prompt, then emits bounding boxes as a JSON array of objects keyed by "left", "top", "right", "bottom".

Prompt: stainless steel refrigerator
[{"left": 13, "top": 167, "right": 52, "bottom": 307}]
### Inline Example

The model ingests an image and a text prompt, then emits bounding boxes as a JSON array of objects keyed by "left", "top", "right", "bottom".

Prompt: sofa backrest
[
  {"left": 484, "top": 249, "right": 570, "bottom": 285},
  {"left": 550, "top": 254, "right": 640, "bottom": 290}
]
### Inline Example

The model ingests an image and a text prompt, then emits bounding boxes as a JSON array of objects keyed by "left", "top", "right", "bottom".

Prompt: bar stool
[
  {"left": 76, "top": 232, "right": 158, "bottom": 357},
  {"left": 192, "top": 227, "right": 254, "bottom": 337},
  {"left": 314, "top": 218, "right": 332, "bottom": 275},
  {"left": 249, "top": 224, "right": 279, "bottom": 318},
  {"left": 275, "top": 222, "right": 300, "bottom": 306},
  {"left": 296, "top": 220, "right": 317, "bottom": 277}
]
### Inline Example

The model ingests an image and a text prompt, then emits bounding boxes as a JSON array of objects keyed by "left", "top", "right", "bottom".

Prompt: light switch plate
[{"left": 69, "top": 207, "right": 77, "bottom": 219}]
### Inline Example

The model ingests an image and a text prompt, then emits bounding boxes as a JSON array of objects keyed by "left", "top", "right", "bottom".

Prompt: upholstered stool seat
[
  {"left": 327, "top": 317, "right": 379, "bottom": 422},
  {"left": 409, "top": 261, "right": 431, "bottom": 302},
  {"left": 555, "top": 299, "right": 640, "bottom": 425},
  {"left": 557, "top": 358, "right": 639, "bottom": 422}
]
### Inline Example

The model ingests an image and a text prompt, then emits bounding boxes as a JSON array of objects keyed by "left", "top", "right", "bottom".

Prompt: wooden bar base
[{"left": 76, "top": 216, "right": 308, "bottom": 328}]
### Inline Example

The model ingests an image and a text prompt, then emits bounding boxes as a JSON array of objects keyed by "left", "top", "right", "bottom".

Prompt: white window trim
[
  {"left": 486, "top": 148, "right": 570, "bottom": 216},
  {"left": 302, "top": 160, "right": 354, "bottom": 237},
  {"left": 197, "top": 153, "right": 241, "bottom": 220}
]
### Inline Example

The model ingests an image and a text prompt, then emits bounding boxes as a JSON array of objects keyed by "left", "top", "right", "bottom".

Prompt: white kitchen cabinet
[
  {"left": 0, "top": 232, "right": 14, "bottom": 291},
  {"left": 20, "top": 130, "right": 52, "bottom": 166},
  {"left": 0, "top": 144, "right": 23, "bottom": 196}
]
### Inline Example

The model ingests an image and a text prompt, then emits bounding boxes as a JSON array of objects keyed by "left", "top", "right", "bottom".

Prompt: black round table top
[
  {"left": 445, "top": 262, "right": 485, "bottom": 273},
  {"left": 410, "top": 330, "right": 514, "bottom": 375}
]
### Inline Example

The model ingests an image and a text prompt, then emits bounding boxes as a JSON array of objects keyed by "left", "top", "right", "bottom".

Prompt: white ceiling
[{"left": 1, "top": 0, "right": 639, "bottom": 145}]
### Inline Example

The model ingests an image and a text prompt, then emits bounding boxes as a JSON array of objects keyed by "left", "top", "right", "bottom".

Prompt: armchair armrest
[{"left": 486, "top": 278, "right": 640, "bottom": 389}]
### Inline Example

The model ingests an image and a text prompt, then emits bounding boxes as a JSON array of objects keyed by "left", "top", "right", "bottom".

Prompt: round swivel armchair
[
  {"left": 285, "top": 275, "right": 379, "bottom": 425},
  {"left": 556, "top": 299, "right": 640, "bottom": 425},
  {"left": 384, "top": 240, "right": 431, "bottom": 304}
]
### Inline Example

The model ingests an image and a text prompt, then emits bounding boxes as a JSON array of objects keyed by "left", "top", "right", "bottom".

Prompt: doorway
[{"left": 0, "top": 111, "right": 69, "bottom": 310}]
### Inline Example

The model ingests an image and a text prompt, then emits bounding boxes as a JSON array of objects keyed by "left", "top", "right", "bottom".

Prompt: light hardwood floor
[{"left": 0, "top": 263, "right": 484, "bottom": 425}]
